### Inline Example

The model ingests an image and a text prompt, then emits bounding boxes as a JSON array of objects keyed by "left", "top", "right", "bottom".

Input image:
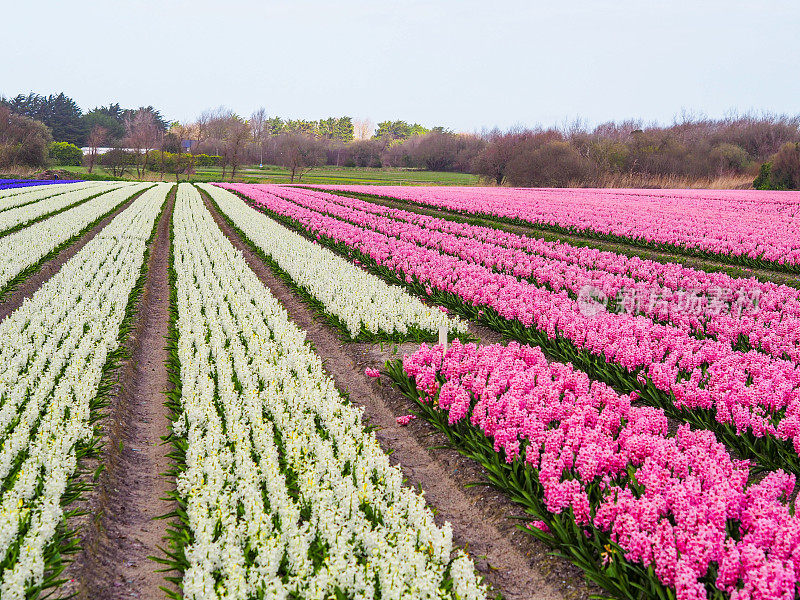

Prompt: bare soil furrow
[
  {"left": 205, "top": 194, "right": 589, "bottom": 600},
  {"left": 62, "top": 191, "right": 175, "bottom": 600}
]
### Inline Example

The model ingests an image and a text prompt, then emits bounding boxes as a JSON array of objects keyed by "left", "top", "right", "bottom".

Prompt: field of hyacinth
[
  {"left": 0, "top": 183, "right": 169, "bottom": 598},
  {"left": 0, "top": 181, "right": 129, "bottom": 235},
  {"left": 387, "top": 340, "right": 800, "bottom": 600},
  {"left": 211, "top": 182, "right": 800, "bottom": 600},
  {"left": 221, "top": 184, "right": 800, "bottom": 474},
  {"left": 164, "top": 184, "right": 484, "bottom": 600},
  {"left": 0, "top": 181, "right": 94, "bottom": 211},
  {"left": 0, "top": 182, "right": 147, "bottom": 296},
  {"left": 314, "top": 184, "right": 800, "bottom": 271},
  {"left": 2, "top": 177, "right": 799, "bottom": 600},
  {"left": 198, "top": 183, "right": 466, "bottom": 342},
  {"left": 0, "top": 179, "right": 83, "bottom": 192}
]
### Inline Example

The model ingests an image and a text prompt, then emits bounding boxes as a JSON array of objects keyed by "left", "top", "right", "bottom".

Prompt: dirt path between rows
[
  {"left": 61, "top": 192, "right": 175, "bottom": 600},
  {"left": 0, "top": 192, "right": 144, "bottom": 322},
  {"left": 205, "top": 196, "right": 591, "bottom": 600}
]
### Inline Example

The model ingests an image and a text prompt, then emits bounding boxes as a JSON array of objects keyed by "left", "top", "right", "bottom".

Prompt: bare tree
[
  {"left": 353, "top": 118, "right": 375, "bottom": 141},
  {"left": 191, "top": 110, "right": 214, "bottom": 156},
  {"left": 101, "top": 143, "right": 131, "bottom": 178},
  {"left": 204, "top": 106, "right": 232, "bottom": 158},
  {"left": 250, "top": 107, "right": 267, "bottom": 167},
  {"left": 124, "top": 116, "right": 143, "bottom": 177},
  {"left": 170, "top": 122, "right": 192, "bottom": 164},
  {"left": 86, "top": 125, "right": 107, "bottom": 174},
  {"left": 472, "top": 128, "right": 529, "bottom": 185},
  {"left": 156, "top": 130, "right": 170, "bottom": 180},
  {"left": 124, "top": 109, "right": 160, "bottom": 179},
  {"left": 199, "top": 109, "right": 251, "bottom": 180},
  {"left": 223, "top": 115, "right": 251, "bottom": 180},
  {"left": 277, "top": 133, "right": 326, "bottom": 182},
  {"left": 172, "top": 149, "right": 194, "bottom": 183}
]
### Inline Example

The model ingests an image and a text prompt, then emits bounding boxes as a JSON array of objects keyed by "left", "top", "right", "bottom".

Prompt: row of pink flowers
[
  {"left": 310, "top": 185, "right": 800, "bottom": 267},
  {"left": 266, "top": 186, "right": 800, "bottom": 364},
  {"left": 402, "top": 339, "right": 800, "bottom": 600},
  {"left": 218, "top": 183, "right": 800, "bottom": 457}
]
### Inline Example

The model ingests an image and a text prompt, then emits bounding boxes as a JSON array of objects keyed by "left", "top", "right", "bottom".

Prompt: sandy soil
[
  {"left": 205, "top": 196, "right": 594, "bottom": 600},
  {"left": 60, "top": 192, "right": 176, "bottom": 600}
]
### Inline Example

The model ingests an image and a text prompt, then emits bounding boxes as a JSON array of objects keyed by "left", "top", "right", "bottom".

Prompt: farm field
[
  {"left": 0, "top": 179, "right": 84, "bottom": 191},
  {"left": 308, "top": 185, "right": 800, "bottom": 271},
  {"left": 1, "top": 181, "right": 799, "bottom": 600},
  {"left": 52, "top": 164, "right": 482, "bottom": 186}
]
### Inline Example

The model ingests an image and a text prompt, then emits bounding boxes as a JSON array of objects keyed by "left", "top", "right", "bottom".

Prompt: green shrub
[
  {"left": 143, "top": 152, "right": 220, "bottom": 171},
  {"left": 771, "top": 142, "right": 800, "bottom": 190},
  {"left": 754, "top": 143, "right": 800, "bottom": 190},
  {"left": 710, "top": 143, "right": 750, "bottom": 173},
  {"left": 753, "top": 162, "right": 773, "bottom": 190},
  {"left": 0, "top": 107, "right": 52, "bottom": 168},
  {"left": 49, "top": 141, "right": 83, "bottom": 166},
  {"left": 194, "top": 153, "right": 221, "bottom": 167}
]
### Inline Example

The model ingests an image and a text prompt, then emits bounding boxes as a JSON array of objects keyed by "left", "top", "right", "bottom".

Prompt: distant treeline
[
  {"left": 175, "top": 110, "right": 800, "bottom": 188},
  {"left": 1, "top": 93, "right": 169, "bottom": 146},
  {"left": 1, "top": 90, "right": 799, "bottom": 188},
  {"left": 470, "top": 116, "right": 800, "bottom": 188}
]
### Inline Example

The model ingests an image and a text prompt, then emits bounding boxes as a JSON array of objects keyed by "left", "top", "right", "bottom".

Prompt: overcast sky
[{"left": 2, "top": 0, "right": 798, "bottom": 132}]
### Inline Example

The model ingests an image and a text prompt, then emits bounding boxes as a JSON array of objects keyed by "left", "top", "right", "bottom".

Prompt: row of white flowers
[
  {"left": 0, "top": 182, "right": 98, "bottom": 212},
  {"left": 199, "top": 183, "right": 466, "bottom": 341},
  {"left": 0, "top": 181, "right": 132, "bottom": 234},
  {"left": 0, "top": 182, "right": 151, "bottom": 292},
  {"left": 0, "top": 183, "right": 170, "bottom": 599},
  {"left": 172, "top": 183, "right": 484, "bottom": 600},
  {"left": 0, "top": 184, "right": 80, "bottom": 202}
]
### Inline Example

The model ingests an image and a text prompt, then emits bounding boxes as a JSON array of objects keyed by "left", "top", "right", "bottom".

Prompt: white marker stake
[{"left": 439, "top": 325, "right": 448, "bottom": 352}]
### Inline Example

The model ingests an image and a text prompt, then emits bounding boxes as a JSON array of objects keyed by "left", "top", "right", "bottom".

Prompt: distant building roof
[{"left": 79, "top": 147, "right": 144, "bottom": 154}]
